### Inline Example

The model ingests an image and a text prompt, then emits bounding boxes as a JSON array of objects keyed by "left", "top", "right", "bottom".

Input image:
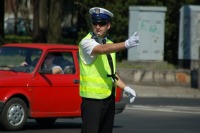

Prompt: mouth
[{"left": 96, "top": 30, "right": 101, "bottom": 35}]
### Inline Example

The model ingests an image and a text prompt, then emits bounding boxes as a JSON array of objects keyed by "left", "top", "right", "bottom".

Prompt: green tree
[
  {"left": 47, "top": 0, "right": 63, "bottom": 43},
  {"left": 33, "top": 0, "right": 63, "bottom": 43},
  {"left": 33, "top": 0, "right": 47, "bottom": 42}
]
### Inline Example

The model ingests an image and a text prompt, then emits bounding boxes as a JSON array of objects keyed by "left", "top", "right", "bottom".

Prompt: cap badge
[{"left": 94, "top": 8, "right": 100, "bottom": 14}]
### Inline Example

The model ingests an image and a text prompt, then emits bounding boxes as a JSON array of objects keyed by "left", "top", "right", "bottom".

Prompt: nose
[{"left": 96, "top": 24, "right": 101, "bottom": 28}]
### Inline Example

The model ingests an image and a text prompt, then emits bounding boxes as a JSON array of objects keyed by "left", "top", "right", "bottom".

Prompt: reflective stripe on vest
[{"left": 79, "top": 33, "right": 116, "bottom": 99}]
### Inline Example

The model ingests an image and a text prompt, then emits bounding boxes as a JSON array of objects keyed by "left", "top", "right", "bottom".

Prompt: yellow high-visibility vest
[{"left": 79, "top": 33, "right": 116, "bottom": 99}]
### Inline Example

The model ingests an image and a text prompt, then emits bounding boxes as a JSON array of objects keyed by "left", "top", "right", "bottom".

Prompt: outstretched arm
[
  {"left": 92, "top": 31, "right": 140, "bottom": 55},
  {"left": 92, "top": 42, "right": 126, "bottom": 55}
]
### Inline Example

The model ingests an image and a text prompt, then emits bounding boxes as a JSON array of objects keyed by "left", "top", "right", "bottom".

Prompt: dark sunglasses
[{"left": 92, "top": 22, "right": 107, "bottom": 26}]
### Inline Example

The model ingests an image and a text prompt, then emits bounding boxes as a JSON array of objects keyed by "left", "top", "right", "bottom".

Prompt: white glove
[
  {"left": 125, "top": 31, "right": 140, "bottom": 49},
  {"left": 124, "top": 86, "right": 136, "bottom": 103}
]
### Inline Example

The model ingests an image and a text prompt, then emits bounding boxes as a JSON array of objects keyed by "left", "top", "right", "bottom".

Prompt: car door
[{"left": 31, "top": 51, "right": 81, "bottom": 117}]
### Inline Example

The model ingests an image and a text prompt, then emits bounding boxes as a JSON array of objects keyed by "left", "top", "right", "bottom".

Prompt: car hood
[{"left": 0, "top": 71, "right": 33, "bottom": 86}]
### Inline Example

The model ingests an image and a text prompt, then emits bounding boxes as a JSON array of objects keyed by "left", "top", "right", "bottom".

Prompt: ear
[{"left": 107, "top": 22, "right": 111, "bottom": 30}]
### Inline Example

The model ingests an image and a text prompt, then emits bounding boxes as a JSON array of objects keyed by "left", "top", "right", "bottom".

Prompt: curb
[{"left": 117, "top": 69, "right": 192, "bottom": 87}]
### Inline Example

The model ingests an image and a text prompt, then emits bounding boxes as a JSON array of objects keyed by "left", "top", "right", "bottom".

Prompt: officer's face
[{"left": 92, "top": 21, "right": 110, "bottom": 37}]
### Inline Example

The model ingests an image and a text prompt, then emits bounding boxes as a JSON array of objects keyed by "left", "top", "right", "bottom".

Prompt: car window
[
  {"left": 40, "top": 52, "right": 75, "bottom": 74},
  {"left": 62, "top": 52, "right": 75, "bottom": 74},
  {"left": 0, "top": 47, "right": 42, "bottom": 72}
]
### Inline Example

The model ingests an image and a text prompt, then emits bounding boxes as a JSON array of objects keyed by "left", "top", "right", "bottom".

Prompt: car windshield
[{"left": 0, "top": 47, "right": 42, "bottom": 73}]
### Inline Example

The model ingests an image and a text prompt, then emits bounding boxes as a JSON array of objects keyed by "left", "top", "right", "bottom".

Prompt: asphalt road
[
  {"left": 1, "top": 98, "right": 200, "bottom": 133},
  {"left": 114, "top": 105, "right": 200, "bottom": 133}
]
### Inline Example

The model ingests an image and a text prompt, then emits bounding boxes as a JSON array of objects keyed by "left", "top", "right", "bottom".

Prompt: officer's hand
[
  {"left": 124, "top": 86, "right": 136, "bottom": 103},
  {"left": 125, "top": 32, "right": 140, "bottom": 49}
]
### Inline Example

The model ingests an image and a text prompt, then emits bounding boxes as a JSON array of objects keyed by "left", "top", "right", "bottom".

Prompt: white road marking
[{"left": 126, "top": 105, "right": 200, "bottom": 115}]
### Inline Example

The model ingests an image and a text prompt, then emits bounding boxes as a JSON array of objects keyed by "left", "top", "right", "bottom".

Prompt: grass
[
  {"left": 117, "top": 61, "right": 177, "bottom": 70},
  {"left": 4, "top": 35, "right": 33, "bottom": 43}
]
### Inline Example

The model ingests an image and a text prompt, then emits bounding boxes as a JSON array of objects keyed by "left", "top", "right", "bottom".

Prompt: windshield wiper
[
  {"left": 0, "top": 65, "right": 16, "bottom": 72},
  {"left": 0, "top": 65, "right": 13, "bottom": 68}
]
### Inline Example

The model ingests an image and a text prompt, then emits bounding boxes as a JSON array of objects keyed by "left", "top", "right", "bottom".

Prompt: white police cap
[{"left": 89, "top": 7, "right": 114, "bottom": 21}]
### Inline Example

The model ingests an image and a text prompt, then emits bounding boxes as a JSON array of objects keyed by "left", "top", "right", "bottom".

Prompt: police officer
[{"left": 79, "top": 7, "right": 140, "bottom": 133}]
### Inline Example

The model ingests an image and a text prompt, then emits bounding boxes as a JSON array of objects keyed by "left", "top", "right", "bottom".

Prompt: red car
[{"left": 0, "top": 43, "right": 126, "bottom": 131}]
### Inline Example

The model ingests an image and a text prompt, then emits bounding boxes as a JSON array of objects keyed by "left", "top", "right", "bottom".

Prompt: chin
[{"left": 96, "top": 33, "right": 103, "bottom": 37}]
